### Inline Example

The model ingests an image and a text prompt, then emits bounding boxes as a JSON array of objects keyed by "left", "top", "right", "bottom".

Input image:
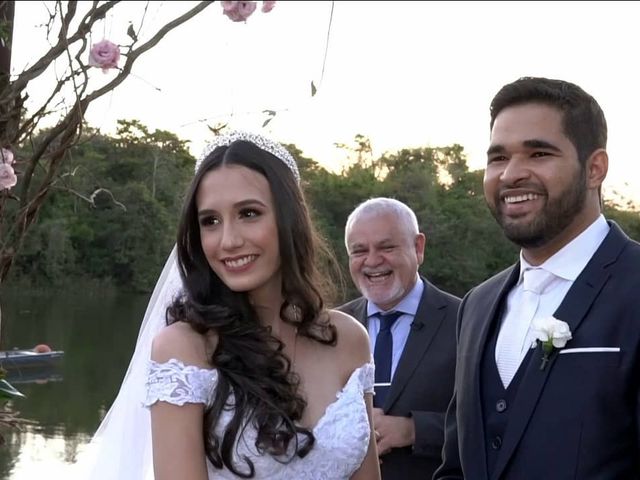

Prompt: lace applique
[
  {"left": 143, "top": 358, "right": 217, "bottom": 407},
  {"left": 208, "top": 361, "right": 375, "bottom": 479},
  {"left": 143, "top": 359, "right": 375, "bottom": 479},
  {"left": 360, "top": 361, "right": 374, "bottom": 394},
  {"left": 299, "top": 361, "right": 374, "bottom": 479}
]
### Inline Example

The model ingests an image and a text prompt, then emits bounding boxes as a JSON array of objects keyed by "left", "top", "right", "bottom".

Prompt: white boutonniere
[{"left": 530, "top": 316, "right": 572, "bottom": 370}]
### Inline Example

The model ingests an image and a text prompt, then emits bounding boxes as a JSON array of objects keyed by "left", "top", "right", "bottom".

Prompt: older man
[{"left": 339, "top": 197, "right": 460, "bottom": 480}]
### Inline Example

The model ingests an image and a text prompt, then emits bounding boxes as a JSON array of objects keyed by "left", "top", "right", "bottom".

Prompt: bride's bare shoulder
[
  {"left": 151, "top": 321, "right": 218, "bottom": 369},
  {"left": 326, "top": 309, "right": 371, "bottom": 366}
]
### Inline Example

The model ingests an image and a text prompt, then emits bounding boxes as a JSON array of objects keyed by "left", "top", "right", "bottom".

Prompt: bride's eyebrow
[
  {"left": 198, "top": 198, "right": 267, "bottom": 215},
  {"left": 198, "top": 199, "right": 268, "bottom": 216},
  {"left": 233, "top": 199, "right": 268, "bottom": 208},
  {"left": 198, "top": 209, "right": 216, "bottom": 218}
]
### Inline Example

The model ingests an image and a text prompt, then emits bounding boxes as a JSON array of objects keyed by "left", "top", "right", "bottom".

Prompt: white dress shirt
[
  {"left": 367, "top": 275, "right": 423, "bottom": 380},
  {"left": 496, "top": 215, "right": 610, "bottom": 369}
]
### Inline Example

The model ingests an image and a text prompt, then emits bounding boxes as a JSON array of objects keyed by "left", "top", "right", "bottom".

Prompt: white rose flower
[
  {"left": 530, "top": 316, "right": 572, "bottom": 370},
  {"left": 531, "top": 316, "right": 572, "bottom": 348}
]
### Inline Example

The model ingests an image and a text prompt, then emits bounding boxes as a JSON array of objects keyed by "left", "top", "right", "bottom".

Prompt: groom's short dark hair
[{"left": 489, "top": 77, "right": 607, "bottom": 167}]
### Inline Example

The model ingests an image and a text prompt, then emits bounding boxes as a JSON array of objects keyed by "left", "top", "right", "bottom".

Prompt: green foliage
[
  {"left": 11, "top": 122, "right": 195, "bottom": 292},
  {"left": 0, "top": 17, "right": 11, "bottom": 47},
  {"left": 604, "top": 202, "right": 640, "bottom": 241},
  {"left": 9, "top": 130, "right": 640, "bottom": 298},
  {"left": 351, "top": 144, "right": 518, "bottom": 297}
]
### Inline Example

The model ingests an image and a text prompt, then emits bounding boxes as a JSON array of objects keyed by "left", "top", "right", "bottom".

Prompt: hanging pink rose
[
  {"left": 221, "top": 1, "right": 257, "bottom": 22},
  {"left": 1, "top": 148, "right": 14, "bottom": 165},
  {"left": 0, "top": 164, "right": 17, "bottom": 190},
  {"left": 88, "top": 40, "right": 121, "bottom": 72},
  {"left": 262, "top": 1, "right": 276, "bottom": 13}
]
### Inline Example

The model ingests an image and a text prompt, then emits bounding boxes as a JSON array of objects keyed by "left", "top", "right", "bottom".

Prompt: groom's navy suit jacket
[
  {"left": 435, "top": 222, "right": 640, "bottom": 480},
  {"left": 339, "top": 277, "right": 460, "bottom": 480}
]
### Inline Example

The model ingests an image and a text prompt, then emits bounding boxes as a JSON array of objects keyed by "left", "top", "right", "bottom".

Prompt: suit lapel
[
  {"left": 552, "top": 223, "right": 627, "bottom": 336},
  {"left": 491, "top": 223, "right": 628, "bottom": 480},
  {"left": 383, "top": 280, "right": 444, "bottom": 409},
  {"left": 462, "top": 266, "right": 519, "bottom": 480},
  {"left": 351, "top": 299, "right": 369, "bottom": 329}
]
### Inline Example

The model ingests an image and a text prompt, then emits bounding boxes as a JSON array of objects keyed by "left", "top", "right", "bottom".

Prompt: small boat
[{"left": 0, "top": 349, "right": 64, "bottom": 370}]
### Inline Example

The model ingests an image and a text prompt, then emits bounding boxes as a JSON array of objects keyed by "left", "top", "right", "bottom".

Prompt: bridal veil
[{"left": 73, "top": 246, "right": 181, "bottom": 479}]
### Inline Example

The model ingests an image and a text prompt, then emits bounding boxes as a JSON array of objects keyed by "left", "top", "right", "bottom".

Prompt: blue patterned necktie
[{"left": 373, "top": 311, "right": 403, "bottom": 408}]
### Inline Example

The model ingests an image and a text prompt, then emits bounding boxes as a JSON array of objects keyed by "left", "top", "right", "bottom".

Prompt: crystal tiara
[{"left": 197, "top": 130, "right": 300, "bottom": 183}]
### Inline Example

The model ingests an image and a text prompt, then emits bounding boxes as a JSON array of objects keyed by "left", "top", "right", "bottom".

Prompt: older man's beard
[{"left": 488, "top": 170, "right": 588, "bottom": 249}]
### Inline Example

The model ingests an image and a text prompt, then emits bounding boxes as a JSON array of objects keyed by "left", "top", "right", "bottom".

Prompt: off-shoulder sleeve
[
  {"left": 359, "top": 361, "right": 375, "bottom": 394},
  {"left": 143, "top": 358, "right": 218, "bottom": 407},
  {"left": 342, "top": 361, "right": 375, "bottom": 396}
]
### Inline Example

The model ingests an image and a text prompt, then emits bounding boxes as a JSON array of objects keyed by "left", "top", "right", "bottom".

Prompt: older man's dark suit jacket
[
  {"left": 339, "top": 277, "right": 460, "bottom": 480},
  {"left": 435, "top": 221, "right": 640, "bottom": 480}
]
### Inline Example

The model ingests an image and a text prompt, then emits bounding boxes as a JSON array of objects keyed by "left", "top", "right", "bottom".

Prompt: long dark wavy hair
[{"left": 167, "top": 139, "right": 338, "bottom": 477}]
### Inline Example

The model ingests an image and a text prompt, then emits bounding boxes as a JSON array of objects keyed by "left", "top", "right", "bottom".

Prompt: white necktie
[{"left": 496, "top": 268, "right": 555, "bottom": 388}]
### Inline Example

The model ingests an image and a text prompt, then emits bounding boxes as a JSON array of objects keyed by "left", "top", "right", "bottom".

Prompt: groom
[{"left": 434, "top": 77, "right": 640, "bottom": 479}]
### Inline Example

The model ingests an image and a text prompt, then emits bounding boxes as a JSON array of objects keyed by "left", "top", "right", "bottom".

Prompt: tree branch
[{"left": 0, "top": 1, "right": 218, "bottom": 282}]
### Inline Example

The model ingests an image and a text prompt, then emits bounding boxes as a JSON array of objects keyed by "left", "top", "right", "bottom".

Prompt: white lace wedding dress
[{"left": 144, "top": 359, "right": 374, "bottom": 479}]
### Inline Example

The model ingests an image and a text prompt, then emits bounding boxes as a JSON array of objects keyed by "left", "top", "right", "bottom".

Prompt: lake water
[{"left": 0, "top": 286, "right": 150, "bottom": 479}]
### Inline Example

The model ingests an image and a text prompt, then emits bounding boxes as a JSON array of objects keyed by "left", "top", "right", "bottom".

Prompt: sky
[{"left": 10, "top": 1, "right": 640, "bottom": 207}]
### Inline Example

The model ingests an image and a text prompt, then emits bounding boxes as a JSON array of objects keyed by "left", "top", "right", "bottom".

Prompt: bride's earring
[{"left": 292, "top": 304, "right": 301, "bottom": 323}]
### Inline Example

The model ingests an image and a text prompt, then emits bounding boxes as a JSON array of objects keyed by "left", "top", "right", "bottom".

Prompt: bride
[{"left": 77, "top": 131, "right": 380, "bottom": 479}]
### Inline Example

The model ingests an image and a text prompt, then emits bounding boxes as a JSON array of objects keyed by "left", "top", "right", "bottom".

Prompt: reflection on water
[
  {"left": 2, "top": 428, "right": 92, "bottom": 479},
  {"left": 0, "top": 285, "right": 151, "bottom": 479}
]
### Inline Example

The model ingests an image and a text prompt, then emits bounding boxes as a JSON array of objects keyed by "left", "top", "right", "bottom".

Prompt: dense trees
[
  {"left": 300, "top": 142, "right": 520, "bottom": 300},
  {"left": 8, "top": 124, "right": 639, "bottom": 301},
  {"left": 11, "top": 121, "right": 194, "bottom": 292}
]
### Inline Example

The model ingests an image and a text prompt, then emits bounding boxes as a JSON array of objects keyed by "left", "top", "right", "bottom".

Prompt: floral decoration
[
  {"left": 262, "top": 1, "right": 276, "bottom": 13},
  {"left": 221, "top": 1, "right": 275, "bottom": 22},
  {"left": 0, "top": 148, "right": 17, "bottom": 190},
  {"left": 0, "top": 164, "right": 17, "bottom": 190},
  {"left": 1, "top": 148, "right": 14, "bottom": 165},
  {"left": 88, "top": 40, "right": 121, "bottom": 72},
  {"left": 530, "top": 316, "right": 572, "bottom": 370}
]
